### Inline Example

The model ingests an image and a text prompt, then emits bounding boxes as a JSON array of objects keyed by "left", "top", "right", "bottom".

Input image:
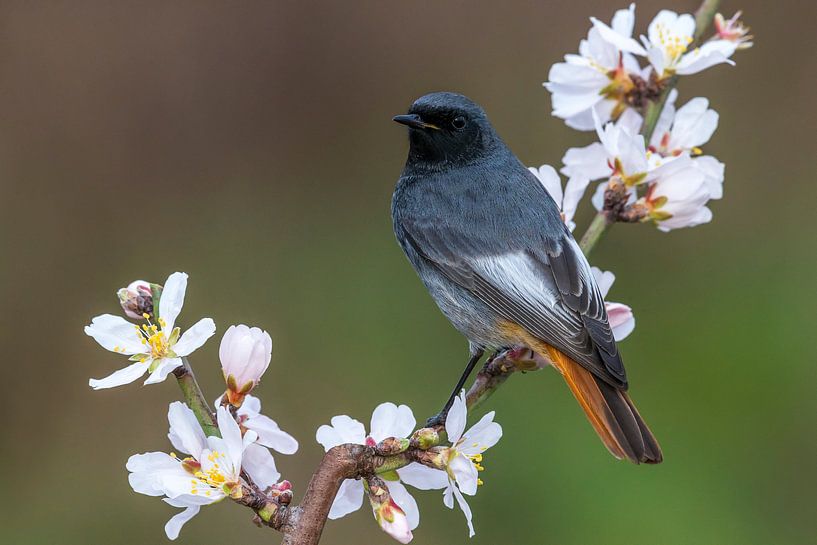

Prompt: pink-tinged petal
[
  {"left": 163, "top": 505, "right": 200, "bottom": 540},
  {"left": 158, "top": 272, "right": 188, "bottom": 332},
  {"left": 167, "top": 402, "right": 206, "bottom": 458},
  {"left": 84, "top": 314, "right": 145, "bottom": 354},
  {"left": 173, "top": 318, "right": 216, "bottom": 357},
  {"left": 397, "top": 463, "right": 448, "bottom": 491},
  {"left": 606, "top": 302, "right": 635, "bottom": 341},
  {"left": 386, "top": 481, "right": 420, "bottom": 531},
  {"left": 89, "top": 361, "right": 149, "bottom": 390},
  {"left": 445, "top": 391, "right": 467, "bottom": 444},
  {"left": 328, "top": 479, "right": 365, "bottom": 519},
  {"left": 370, "top": 402, "right": 416, "bottom": 443},
  {"left": 245, "top": 414, "right": 299, "bottom": 455},
  {"left": 143, "top": 357, "right": 183, "bottom": 385},
  {"left": 242, "top": 443, "right": 280, "bottom": 489}
]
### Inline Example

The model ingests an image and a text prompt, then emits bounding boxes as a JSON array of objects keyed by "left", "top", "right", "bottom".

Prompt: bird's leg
[{"left": 425, "top": 347, "right": 485, "bottom": 428}]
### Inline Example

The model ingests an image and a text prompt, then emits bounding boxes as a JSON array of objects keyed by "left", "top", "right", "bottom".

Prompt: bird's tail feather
[{"left": 544, "top": 346, "right": 663, "bottom": 464}]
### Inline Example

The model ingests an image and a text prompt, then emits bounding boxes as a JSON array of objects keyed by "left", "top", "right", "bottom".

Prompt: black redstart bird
[{"left": 391, "top": 92, "right": 662, "bottom": 464}]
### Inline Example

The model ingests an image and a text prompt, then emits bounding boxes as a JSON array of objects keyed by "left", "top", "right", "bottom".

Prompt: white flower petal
[
  {"left": 316, "top": 415, "right": 366, "bottom": 451},
  {"left": 561, "top": 142, "right": 612, "bottom": 181},
  {"left": 590, "top": 15, "right": 645, "bottom": 55},
  {"left": 242, "top": 443, "right": 281, "bottom": 489},
  {"left": 84, "top": 314, "right": 145, "bottom": 354},
  {"left": 369, "top": 402, "right": 416, "bottom": 443},
  {"left": 449, "top": 453, "right": 479, "bottom": 496},
  {"left": 167, "top": 401, "right": 207, "bottom": 457},
  {"left": 529, "top": 164, "right": 563, "bottom": 205},
  {"left": 328, "top": 479, "right": 365, "bottom": 519},
  {"left": 590, "top": 267, "right": 616, "bottom": 298},
  {"left": 460, "top": 411, "right": 502, "bottom": 454},
  {"left": 126, "top": 452, "right": 186, "bottom": 496},
  {"left": 89, "top": 361, "right": 149, "bottom": 390},
  {"left": 397, "top": 463, "right": 448, "bottom": 490},
  {"left": 245, "top": 414, "right": 299, "bottom": 455},
  {"left": 216, "top": 405, "right": 245, "bottom": 471},
  {"left": 173, "top": 318, "right": 216, "bottom": 357},
  {"left": 562, "top": 176, "right": 590, "bottom": 225},
  {"left": 386, "top": 481, "right": 420, "bottom": 531},
  {"left": 451, "top": 485, "right": 475, "bottom": 537},
  {"left": 163, "top": 505, "right": 200, "bottom": 540},
  {"left": 445, "top": 391, "right": 467, "bottom": 444},
  {"left": 158, "top": 272, "right": 188, "bottom": 332},
  {"left": 143, "top": 357, "right": 183, "bottom": 385},
  {"left": 671, "top": 97, "right": 719, "bottom": 150}
]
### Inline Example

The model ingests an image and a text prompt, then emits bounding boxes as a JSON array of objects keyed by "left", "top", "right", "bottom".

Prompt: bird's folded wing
[{"left": 400, "top": 216, "right": 627, "bottom": 388}]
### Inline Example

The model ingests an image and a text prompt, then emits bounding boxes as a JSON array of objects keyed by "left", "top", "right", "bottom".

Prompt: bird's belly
[{"left": 414, "top": 261, "right": 510, "bottom": 349}]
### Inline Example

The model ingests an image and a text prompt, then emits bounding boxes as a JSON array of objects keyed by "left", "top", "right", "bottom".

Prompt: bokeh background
[{"left": 1, "top": 1, "right": 815, "bottom": 544}]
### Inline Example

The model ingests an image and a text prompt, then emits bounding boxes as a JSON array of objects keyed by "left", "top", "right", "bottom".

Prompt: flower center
[
  {"left": 176, "top": 450, "right": 240, "bottom": 498},
  {"left": 655, "top": 23, "right": 693, "bottom": 62},
  {"left": 133, "top": 313, "right": 178, "bottom": 362}
]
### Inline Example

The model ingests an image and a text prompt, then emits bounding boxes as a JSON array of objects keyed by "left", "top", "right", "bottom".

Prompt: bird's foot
[{"left": 425, "top": 411, "right": 446, "bottom": 429}]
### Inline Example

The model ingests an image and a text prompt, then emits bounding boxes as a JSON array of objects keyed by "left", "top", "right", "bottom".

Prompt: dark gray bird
[{"left": 391, "top": 92, "right": 661, "bottom": 464}]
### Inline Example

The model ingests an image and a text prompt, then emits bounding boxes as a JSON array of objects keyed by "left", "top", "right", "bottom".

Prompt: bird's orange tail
[{"left": 544, "top": 346, "right": 663, "bottom": 464}]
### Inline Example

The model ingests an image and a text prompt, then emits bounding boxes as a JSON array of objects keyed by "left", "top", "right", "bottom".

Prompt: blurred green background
[{"left": 1, "top": 1, "right": 815, "bottom": 544}]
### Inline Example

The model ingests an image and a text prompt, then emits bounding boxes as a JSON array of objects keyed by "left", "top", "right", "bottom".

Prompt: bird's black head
[{"left": 394, "top": 92, "right": 501, "bottom": 171}]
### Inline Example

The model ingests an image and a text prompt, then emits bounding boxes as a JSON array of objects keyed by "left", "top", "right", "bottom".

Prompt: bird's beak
[{"left": 392, "top": 114, "right": 440, "bottom": 130}]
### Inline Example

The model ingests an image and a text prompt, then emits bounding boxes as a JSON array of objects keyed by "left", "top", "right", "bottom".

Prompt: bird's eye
[{"left": 451, "top": 116, "right": 467, "bottom": 130}]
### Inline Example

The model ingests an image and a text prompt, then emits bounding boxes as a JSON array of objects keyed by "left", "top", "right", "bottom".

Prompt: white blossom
[
  {"left": 219, "top": 324, "right": 273, "bottom": 404},
  {"left": 545, "top": 4, "right": 645, "bottom": 130},
  {"left": 212, "top": 393, "right": 298, "bottom": 489},
  {"left": 649, "top": 91, "right": 724, "bottom": 200},
  {"left": 315, "top": 403, "right": 423, "bottom": 530},
  {"left": 528, "top": 164, "right": 589, "bottom": 231},
  {"left": 87, "top": 272, "right": 216, "bottom": 389},
  {"left": 640, "top": 10, "right": 737, "bottom": 77},
  {"left": 127, "top": 404, "right": 259, "bottom": 540},
  {"left": 399, "top": 392, "right": 502, "bottom": 537},
  {"left": 591, "top": 267, "right": 635, "bottom": 341}
]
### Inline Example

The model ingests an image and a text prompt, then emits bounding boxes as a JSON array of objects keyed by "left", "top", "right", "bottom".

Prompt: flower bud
[
  {"left": 366, "top": 477, "right": 413, "bottom": 544},
  {"left": 219, "top": 324, "right": 272, "bottom": 406},
  {"left": 410, "top": 428, "right": 439, "bottom": 450},
  {"left": 117, "top": 280, "right": 154, "bottom": 320},
  {"left": 375, "top": 437, "right": 410, "bottom": 456}
]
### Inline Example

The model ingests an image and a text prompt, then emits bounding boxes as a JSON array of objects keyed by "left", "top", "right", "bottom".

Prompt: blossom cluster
[
  {"left": 540, "top": 3, "right": 750, "bottom": 232},
  {"left": 86, "top": 272, "right": 297, "bottom": 539},
  {"left": 316, "top": 392, "right": 502, "bottom": 540},
  {"left": 86, "top": 272, "right": 505, "bottom": 542}
]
